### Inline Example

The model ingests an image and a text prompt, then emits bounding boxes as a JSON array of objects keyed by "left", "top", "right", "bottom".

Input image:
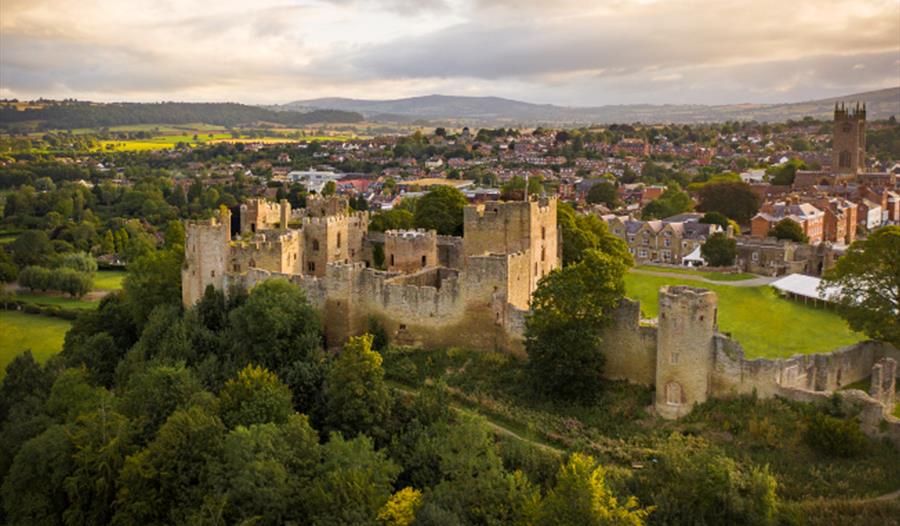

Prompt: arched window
[
  {"left": 665, "top": 382, "right": 683, "bottom": 406},
  {"left": 312, "top": 239, "right": 320, "bottom": 251}
]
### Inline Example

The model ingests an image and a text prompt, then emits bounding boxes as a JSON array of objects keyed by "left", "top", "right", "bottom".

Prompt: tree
[
  {"left": 767, "top": 158, "right": 806, "bottom": 186},
  {"left": 526, "top": 249, "right": 630, "bottom": 400},
  {"left": 219, "top": 364, "right": 294, "bottom": 429},
  {"left": 413, "top": 186, "right": 467, "bottom": 235},
  {"left": 322, "top": 180, "right": 337, "bottom": 197},
  {"left": 701, "top": 233, "right": 737, "bottom": 267},
  {"left": 324, "top": 334, "right": 392, "bottom": 440},
  {"left": 1, "top": 425, "right": 73, "bottom": 526},
  {"left": 113, "top": 406, "right": 226, "bottom": 525},
  {"left": 369, "top": 209, "right": 414, "bottom": 233},
  {"left": 307, "top": 433, "right": 400, "bottom": 526},
  {"left": 10, "top": 230, "right": 53, "bottom": 267},
  {"left": 642, "top": 188, "right": 692, "bottom": 220},
  {"left": 821, "top": 226, "right": 900, "bottom": 347},
  {"left": 122, "top": 248, "right": 183, "bottom": 328},
  {"left": 117, "top": 363, "right": 203, "bottom": 443},
  {"left": 630, "top": 434, "right": 778, "bottom": 526},
  {"left": 699, "top": 211, "right": 729, "bottom": 231},
  {"left": 696, "top": 182, "right": 760, "bottom": 224},
  {"left": 501, "top": 175, "right": 544, "bottom": 200},
  {"left": 768, "top": 219, "right": 807, "bottom": 242},
  {"left": 586, "top": 182, "right": 620, "bottom": 208},
  {"left": 533, "top": 453, "right": 648, "bottom": 526},
  {"left": 557, "top": 202, "right": 631, "bottom": 266},
  {"left": 378, "top": 487, "right": 423, "bottom": 526}
]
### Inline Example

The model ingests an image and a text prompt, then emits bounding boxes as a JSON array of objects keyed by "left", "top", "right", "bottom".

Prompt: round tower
[{"left": 654, "top": 286, "right": 717, "bottom": 419}]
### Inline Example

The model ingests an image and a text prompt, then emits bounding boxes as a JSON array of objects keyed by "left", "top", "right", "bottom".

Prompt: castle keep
[{"left": 183, "top": 196, "right": 559, "bottom": 352}]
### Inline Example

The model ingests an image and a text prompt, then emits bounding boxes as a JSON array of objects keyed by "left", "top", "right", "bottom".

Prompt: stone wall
[
  {"left": 240, "top": 198, "right": 289, "bottom": 233},
  {"left": 229, "top": 230, "right": 302, "bottom": 275},
  {"left": 600, "top": 299, "right": 657, "bottom": 386},
  {"left": 384, "top": 229, "right": 438, "bottom": 274}
]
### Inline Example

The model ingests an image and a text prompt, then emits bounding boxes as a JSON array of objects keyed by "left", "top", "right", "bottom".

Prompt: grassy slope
[
  {"left": 93, "top": 269, "right": 126, "bottom": 290},
  {"left": 624, "top": 273, "right": 864, "bottom": 359},
  {"left": 0, "top": 311, "right": 71, "bottom": 377}
]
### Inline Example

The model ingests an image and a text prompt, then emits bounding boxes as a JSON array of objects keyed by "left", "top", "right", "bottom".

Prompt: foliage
[
  {"left": 821, "top": 226, "right": 900, "bottom": 347},
  {"left": 369, "top": 209, "right": 414, "bottom": 233},
  {"left": 219, "top": 364, "right": 294, "bottom": 428},
  {"left": 768, "top": 219, "right": 808, "bottom": 242},
  {"left": 766, "top": 159, "right": 806, "bottom": 186},
  {"left": 526, "top": 249, "right": 629, "bottom": 401},
  {"left": 700, "top": 232, "right": 737, "bottom": 267},
  {"left": 325, "top": 334, "right": 392, "bottom": 440},
  {"left": 696, "top": 181, "right": 761, "bottom": 224},
  {"left": 630, "top": 434, "right": 779, "bottom": 526},
  {"left": 641, "top": 188, "right": 692, "bottom": 220},
  {"left": 122, "top": 248, "right": 183, "bottom": 327},
  {"left": 413, "top": 186, "right": 467, "bottom": 236},
  {"left": 1, "top": 424, "right": 73, "bottom": 526},
  {"left": 803, "top": 413, "right": 867, "bottom": 458},
  {"left": 557, "top": 202, "right": 632, "bottom": 266},
  {"left": 698, "top": 211, "right": 729, "bottom": 230},
  {"left": 586, "top": 181, "right": 620, "bottom": 208},
  {"left": 501, "top": 175, "right": 544, "bottom": 200},
  {"left": 9, "top": 230, "right": 53, "bottom": 267},
  {"left": 18, "top": 265, "right": 93, "bottom": 298},
  {"left": 377, "top": 487, "right": 423, "bottom": 526},
  {"left": 533, "top": 452, "right": 649, "bottom": 526}
]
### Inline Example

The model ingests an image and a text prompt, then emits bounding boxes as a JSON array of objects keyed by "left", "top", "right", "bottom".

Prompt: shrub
[{"left": 803, "top": 413, "right": 867, "bottom": 458}]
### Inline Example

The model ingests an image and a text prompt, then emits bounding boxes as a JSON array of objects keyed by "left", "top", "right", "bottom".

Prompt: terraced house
[{"left": 603, "top": 213, "right": 723, "bottom": 265}]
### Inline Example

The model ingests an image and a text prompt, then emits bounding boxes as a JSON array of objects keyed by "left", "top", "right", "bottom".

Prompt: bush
[
  {"left": 803, "top": 413, "right": 867, "bottom": 458},
  {"left": 59, "top": 252, "right": 98, "bottom": 275}
]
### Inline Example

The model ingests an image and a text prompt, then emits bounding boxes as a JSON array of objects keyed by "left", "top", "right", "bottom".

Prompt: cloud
[{"left": 0, "top": 0, "right": 897, "bottom": 105}]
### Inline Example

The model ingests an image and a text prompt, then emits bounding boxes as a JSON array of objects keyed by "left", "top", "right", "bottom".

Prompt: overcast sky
[{"left": 1, "top": 0, "right": 898, "bottom": 106}]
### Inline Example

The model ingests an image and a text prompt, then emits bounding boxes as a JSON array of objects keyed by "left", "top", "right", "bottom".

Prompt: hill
[
  {"left": 0, "top": 101, "right": 364, "bottom": 131},
  {"left": 281, "top": 87, "right": 900, "bottom": 125}
]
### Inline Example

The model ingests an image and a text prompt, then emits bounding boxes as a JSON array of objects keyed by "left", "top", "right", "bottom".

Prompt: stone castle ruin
[{"left": 183, "top": 198, "right": 898, "bottom": 442}]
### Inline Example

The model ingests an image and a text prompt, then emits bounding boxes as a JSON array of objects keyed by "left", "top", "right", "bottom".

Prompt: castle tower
[
  {"left": 240, "top": 198, "right": 290, "bottom": 233},
  {"left": 384, "top": 229, "right": 438, "bottom": 273},
  {"left": 182, "top": 208, "right": 231, "bottom": 306},
  {"left": 832, "top": 102, "right": 866, "bottom": 176},
  {"left": 463, "top": 196, "right": 558, "bottom": 297},
  {"left": 654, "top": 286, "right": 717, "bottom": 419}
]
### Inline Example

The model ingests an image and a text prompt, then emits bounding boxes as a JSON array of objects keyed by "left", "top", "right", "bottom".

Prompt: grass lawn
[
  {"left": 634, "top": 264, "right": 756, "bottom": 281},
  {"left": 94, "top": 269, "right": 126, "bottom": 290},
  {"left": 12, "top": 293, "right": 100, "bottom": 309},
  {"left": 624, "top": 273, "right": 864, "bottom": 359},
  {"left": 0, "top": 311, "right": 71, "bottom": 377}
]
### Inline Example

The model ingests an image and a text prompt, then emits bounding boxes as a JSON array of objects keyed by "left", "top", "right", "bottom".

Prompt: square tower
[
  {"left": 832, "top": 102, "right": 866, "bottom": 175},
  {"left": 463, "top": 196, "right": 559, "bottom": 297}
]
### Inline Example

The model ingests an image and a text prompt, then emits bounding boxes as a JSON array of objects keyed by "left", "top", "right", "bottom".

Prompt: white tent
[
  {"left": 682, "top": 246, "right": 705, "bottom": 267},
  {"left": 770, "top": 274, "right": 842, "bottom": 304}
]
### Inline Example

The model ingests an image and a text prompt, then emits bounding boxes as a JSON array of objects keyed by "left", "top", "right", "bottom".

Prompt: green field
[
  {"left": 634, "top": 265, "right": 756, "bottom": 281},
  {"left": 0, "top": 311, "right": 71, "bottom": 377},
  {"left": 94, "top": 269, "right": 127, "bottom": 290},
  {"left": 624, "top": 273, "right": 864, "bottom": 359},
  {"left": 12, "top": 293, "right": 100, "bottom": 309}
]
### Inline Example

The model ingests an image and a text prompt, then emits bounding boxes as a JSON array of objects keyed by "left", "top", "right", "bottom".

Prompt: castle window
[
  {"left": 210, "top": 270, "right": 215, "bottom": 277},
  {"left": 752, "top": 252, "right": 759, "bottom": 262},
  {"left": 337, "top": 233, "right": 342, "bottom": 248},
  {"left": 665, "top": 382, "right": 683, "bottom": 406},
  {"left": 670, "top": 352, "right": 679, "bottom": 365},
  {"left": 312, "top": 239, "right": 320, "bottom": 251},
  {"left": 541, "top": 226, "right": 546, "bottom": 240},
  {"left": 233, "top": 264, "right": 240, "bottom": 272},
  {"left": 541, "top": 247, "right": 545, "bottom": 261},
  {"left": 390, "top": 254, "right": 395, "bottom": 266},
  {"left": 534, "top": 262, "right": 538, "bottom": 275},
  {"left": 307, "top": 262, "right": 315, "bottom": 272},
  {"left": 421, "top": 255, "right": 427, "bottom": 267}
]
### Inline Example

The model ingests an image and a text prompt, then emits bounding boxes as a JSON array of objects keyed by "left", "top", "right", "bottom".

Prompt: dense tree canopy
[
  {"left": 822, "top": 226, "right": 900, "bottom": 347},
  {"left": 696, "top": 181, "right": 761, "bottom": 224},
  {"left": 701, "top": 232, "right": 737, "bottom": 267},
  {"left": 768, "top": 219, "right": 808, "bottom": 243},
  {"left": 413, "top": 186, "right": 468, "bottom": 236}
]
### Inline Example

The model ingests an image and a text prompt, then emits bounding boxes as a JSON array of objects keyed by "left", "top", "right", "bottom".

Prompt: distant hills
[
  {"left": 281, "top": 87, "right": 900, "bottom": 125},
  {"left": 0, "top": 101, "right": 364, "bottom": 131}
]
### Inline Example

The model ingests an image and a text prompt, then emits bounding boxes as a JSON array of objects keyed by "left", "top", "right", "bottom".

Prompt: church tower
[{"left": 832, "top": 102, "right": 866, "bottom": 176}]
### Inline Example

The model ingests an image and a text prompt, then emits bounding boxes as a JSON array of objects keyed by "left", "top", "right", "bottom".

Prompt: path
[
  {"left": 389, "top": 382, "right": 563, "bottom": 455},
  {"left": 629, "top": 269, "right": 779, "bottom": 287}
]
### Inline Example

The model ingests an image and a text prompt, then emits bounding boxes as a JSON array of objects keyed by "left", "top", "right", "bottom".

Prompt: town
[{"left": 1, "top": 0, "right": 899, "bottom": 523}]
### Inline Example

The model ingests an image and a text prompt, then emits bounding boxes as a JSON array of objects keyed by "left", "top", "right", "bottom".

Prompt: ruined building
[{"left": 183, "top": 196, "right": 559, "bottom": 351}]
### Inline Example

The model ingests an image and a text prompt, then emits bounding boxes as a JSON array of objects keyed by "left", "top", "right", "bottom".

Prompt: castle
[
  {"left": 183, "top": 195, "right": 559, "bottom": 352},
  {"left": 183, "top": 197, "right": 898, "bottom": 439}
]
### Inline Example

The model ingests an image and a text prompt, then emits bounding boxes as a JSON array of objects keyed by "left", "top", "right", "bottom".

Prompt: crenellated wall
[{"left": 229, "top": 230, "right": 303, "bottom": 275}]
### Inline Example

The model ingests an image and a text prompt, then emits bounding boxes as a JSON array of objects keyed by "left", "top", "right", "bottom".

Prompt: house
[
  {"left": 604, "top": 215, "right": 721, "bottom": 265},
  {"left": 750, "top": 201, "right": 825, "bottom": 244}
]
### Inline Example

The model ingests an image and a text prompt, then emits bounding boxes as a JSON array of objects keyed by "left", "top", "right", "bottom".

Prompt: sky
[{"left": 1, "top": 0, "right": 898, "bottom": 106}]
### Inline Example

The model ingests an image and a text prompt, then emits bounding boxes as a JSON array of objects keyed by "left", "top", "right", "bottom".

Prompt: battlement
[
  {"left": 834, "top": 101, "right": 866, "bottom": 120},
  {"left": 385, "top": 228, "right": 437, "bottom": 240},
  {"left": 302, "top": 211, "right": 369, "bottom": 227},
  {"left": 231, "top": 229, "right": 301, "bottom": 252}
]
